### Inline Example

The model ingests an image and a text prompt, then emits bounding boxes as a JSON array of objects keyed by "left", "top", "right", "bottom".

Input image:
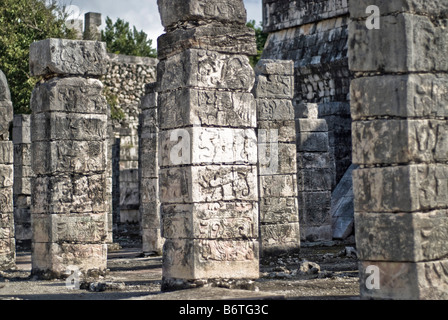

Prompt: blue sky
[{"left": 60, "top": 0, "right": 263, "bottom": 48}]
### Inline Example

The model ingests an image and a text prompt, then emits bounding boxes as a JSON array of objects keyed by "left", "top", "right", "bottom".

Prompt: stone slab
[
  {"left": 260, "top": 223, "right": 301, "bottom": 254},
  {"left": 257, "top": 99, "right": 294, "bottom": 121},
  {"left": 29, "top": 39, "right": 107, "bottom": 77},
  {"left": 259, "top": 197, "right": 299, "bottom": 224},
  {"left": 259, "top": 174, "right": 298, "bottom": 198},
  {"left": 254, "top": 74, "right": 294, "bottom": 99}
]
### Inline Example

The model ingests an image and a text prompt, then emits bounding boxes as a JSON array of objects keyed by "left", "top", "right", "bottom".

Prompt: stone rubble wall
[{"left": 0, "top": 69, "right": 15, "bottom": 271}]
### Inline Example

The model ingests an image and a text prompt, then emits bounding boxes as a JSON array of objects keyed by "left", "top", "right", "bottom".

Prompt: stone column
[
  {"left": 349, "top": 1, "right": 448, "bottom": 299},
  {"left": 156, "top": 0, "right": 259, "bottom": 291},
  {"left": 139, "top": 83, "right": 163, "bottom": 255},
  {"left": 30, "top": 39, "right": 109, "bottom": 279},
  {"left": 84, "top": 12, "right": 102, "bottom": 41},
  {"left": 0, "top": 70, "right": 15, "bottom": 271},
  {"left": 13, "top": 114, "right": 33, "bottom": 249},
  {"left": 254, "top": 59, "right": 300, "bottom": 255},
  {"left": 296, "top": 103, "right": 333, "bottom": 241}
]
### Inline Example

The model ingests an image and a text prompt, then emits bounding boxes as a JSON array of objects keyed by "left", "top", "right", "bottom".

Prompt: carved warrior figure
[{"left": 156, "top": 0, "right": 259, "bottom": 291}]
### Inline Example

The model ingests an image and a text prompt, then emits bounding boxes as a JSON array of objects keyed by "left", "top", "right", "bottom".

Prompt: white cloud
[{"left": 59, "top": 0, "right": 262, "bottom": 48}]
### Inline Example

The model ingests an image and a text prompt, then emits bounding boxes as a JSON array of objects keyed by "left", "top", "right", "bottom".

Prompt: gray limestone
[
  {"left": 156, "top": 0, "right": 259, "bottom": 291},
  {"left": 30, "top": 39, "right": 109, "bottom": 279},
  {"left": 0, "top": 70, "right": 15, "bottom": 271}
]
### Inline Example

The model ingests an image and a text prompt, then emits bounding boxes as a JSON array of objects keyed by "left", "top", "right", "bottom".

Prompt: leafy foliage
[
  {"left": 246, "top": 20, "right": 268, "bottom": 67},
  {"left": 101, "top": 17, "right": 157, "bottom": 58},
  {"left": 0, "top": 0, "right": 76, "bottom": 114}
]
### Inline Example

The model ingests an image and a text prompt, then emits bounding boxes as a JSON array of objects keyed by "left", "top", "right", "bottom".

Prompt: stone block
[
  {"left": 162, "top": 202, "right": 258, "bottom": 240},
  {"left": 260, "top": 223, "right": 300, "bottom": 254},
  {"left": 140, "top": 90, "right": 158, "bottom": 110},
  {"left": 297, "top": 168, "right": 333, "bottom": 192},
  {"left": 29, "top": 39, "right": 107, "bottom": 77},
  {"left": 349, "top": 14, "right": 448, "bottom": 72},
  {"left": 159, "top": 127, "right": 257, "bottom": 166},
  {"left": 255, "top": 59, "right": 294, "bottom": 76},
  {"left": 159, "top": 89, "right": 256, "bottom": 129},
  {"left": 353, "top": 165, "right": 448, "bottom": 213},
  {"left": 140, "top": 178, "right": 158, "bottom": 205},
  {"left": 163, "top": 238, "right": 259, "bottom": 280},
  {"left": 258, "top": 121, "right": 296, "bottom": 143},
  {"left": 259, "top": 197, "right": 299, "bottom": 224},
  {"left": 296, "top": 119, "right": 328, "bottom": 132},
  {"left": 355, "top": 210, "right": 448, "bottom": 262},
  {"left": 297, "top": 132, "right": 329, "bottom": 152},
  {"left": 0, "top": 213, "right": 14, "bottom": 238},
  {"left": 352, "top": 119, "right": 448, "bottom": 165},
  {"left": 359, "top": 260, "right": 448, "bottom": 300},
  {"left": 254, "top": 74, "right": 294, "bottom": 99},
  {"left": 351, "top": 74, "right": 448, "bottom": 120},
  {"left": 32, "top": 242, "right": 108, "bottom": 278},
  {"left": 31, "top": 174, "right": 107, "bottom": 214},
  {"left": 0, "top": 142, "right": 13, "bottom": 164},
  {"left": 32, "top": 140, "right": 106, "bottom": 175},
  {"left": 297, "top": 152, "right": 331, "bottom": 169},
  {"left": 295, "top": 103, "right": 319, "bottom": 119},
  {"left": 142, "top": 228, "right": 164, "bottom": 255},
  {"left": 259, "top": 143, "right": 297, "bottom": 175},
  {"left": 140, "top": 108, "right": 158, "bottom": 133},
  {"left": 32, "top": 213, "right": 107, "bottom": 244},
  {"left": 31, "top": 112, "right": 108, "bottom": 142},
  {"left": 259, "top": 175, "right": 298, "bottom": 198},
  {"left": 298, "top": 191, "right": 332, "bottom": 225},
  {"left": 159, "top": 165, "right": 258, "bottom": 204},
  {"left": 140, "top": 201, "right": 161, "bottom": 230},
  {"left": 31, "top": 77, "right": 107, "bottom": 114},
  {"left": 0, "top": 101, "right": 13, "bottom": 140},
  {"left": 158, "top": 24, "right": 257, "bottom": 59},
  {"left": 157, "top": 0, "right": 247, "bottom": 29},
  {"left": 157, "top": 49, "right": 255, "bottom": 92},
  {"left": 140, "top": 151, "right": 159, "bottom": 179},
  {"left": 257, "top": 99, "right": 294, "bottom": 121},
  {"left": 0, "top": 187, "right": 13, "bottom": 213},
  {"left": 349, "top": 0, "right": 448, "bottom": 19},
  {"left": 13, "top": 178, "right": 31, "bottom": 196}
]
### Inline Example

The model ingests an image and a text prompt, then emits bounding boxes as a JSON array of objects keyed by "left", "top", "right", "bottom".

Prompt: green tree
[
  {"left": 246, "top": 20, "right": 268, "bottom": 67},
  {"left": 0, "top": 0, "right": 76, "bottom": 114},
  {"left": 101, "top": 17, "right": 157, "bottom": 58}
]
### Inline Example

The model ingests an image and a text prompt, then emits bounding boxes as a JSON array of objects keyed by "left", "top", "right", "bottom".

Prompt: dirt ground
[{"left": 0, "top": 238, "right": 360, "bottom": 301}]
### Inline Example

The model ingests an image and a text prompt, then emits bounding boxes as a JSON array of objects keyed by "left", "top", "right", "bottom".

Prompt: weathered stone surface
[
  {"left": 13, "top": 115, "right": 31, "bottom": 144},
  {"left": 349, "top": 14, "right": 448, "bottom": 73},
  {"left": 30, "top": 77, "right": 107, "bottom": 114},
  {"left": 32, "top": 140, "right": 106, "bottom": 175},
  {"left": 351, "top": 74, "right": 448, "bottom": 120},
  {"left": 159, "top": 89, "right": 257, "bottom": 129},
  {"left": 259, "top": 175, "right": 298, "bottom": 198},
  {"left": 31, "top": 174, "right": 107, "bottom": 214},
  {"left": 353, "top": 165, "right": 448, "bottom": 213},
  {"left": 259, "top": 143, "right": 297, "bottom": 175},
  {"left": 32, "top": 213, "right": 108, "bottom": 243},
  {"left": 260, "top": 223, "right": 301, "bottom": 254},
  {"left": 32, "top": 113, "right": 108, "bottom": 142},
  {"left": 158, "top": 24, "right": 257, "bottom": 59},
  {"left": 298, "top": 191, "right": 332, "bottom": 225},
  {"left": 297, "top": 132, "right": 329, "bottom": 152},
  {"left": 160, "top": 165, "right": 258, "bottom": 203},
  {"left": 355, "top": 211, "right": 448, "bottom": 262},
  {"left": 13, "top": 144, "right": 31, "bottom": 167},
  {"left": 157, "top": 0, "right": 247, "bottom": 29},
  {"left": 162, "top": 202, "right": 258, "bottom": 239},
  {"left": 352, "top": 119, "right": 448, "bottom": 165},
  {"left": 253, "top": 74, "right": 294, "bottom": 99},
  {"left": 350, "top": 0, "right": 448, "bottom": 19},
  {"left": 259, "top": 197, "right": 299, "bottom": 223},
  {"left": 295, "top": 103, "right": 319, "bottom": 119},
  {"left": 258, "top": 120, "right": 296, "bottom": 143},
  {"left": 263, "top": 0, "right": 349, "bottom": 32},
  {"left": 32, "top": 243, "right": 108, "bottom": 278},
  {"left": 157, "top": 49, "right": 255, "bottom": 92},
  {"left": 0, "top": 187, "right": 13, "bottom": 213},
  {"left": 163, "top": 238, "right": 259, "bottom": 280},
  {"left": 160, "top": 127, "right": 257, "bottom": 166},
  {"left": 0, "top": 142, "right": 13, "bottom": 165},
  {"left": 359, "top": 260, "right": 448, "bottom": 300},
  {"left": 297, "top": 168, "right": 333, "bottom": 192},
  {"left": 0, "top": 101, "right": 13, "bottom": 141},
  {"left": 29, "top": 39, "right": 107, "bottom": 77},
  {"left": 296, "top": 119, "right": 328, "bottom": 132},
  {"left": 0, "top": 70, "right": 11, "bottom": 102},
  {"left": 257, "top": 99, "right": 294, "bottom": 121},
  {"left": 255, "top": 59, "right": 294, "bottom": 76},
  {"left": 140, "top": 178, "right": 158, "bottom": 205}
]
